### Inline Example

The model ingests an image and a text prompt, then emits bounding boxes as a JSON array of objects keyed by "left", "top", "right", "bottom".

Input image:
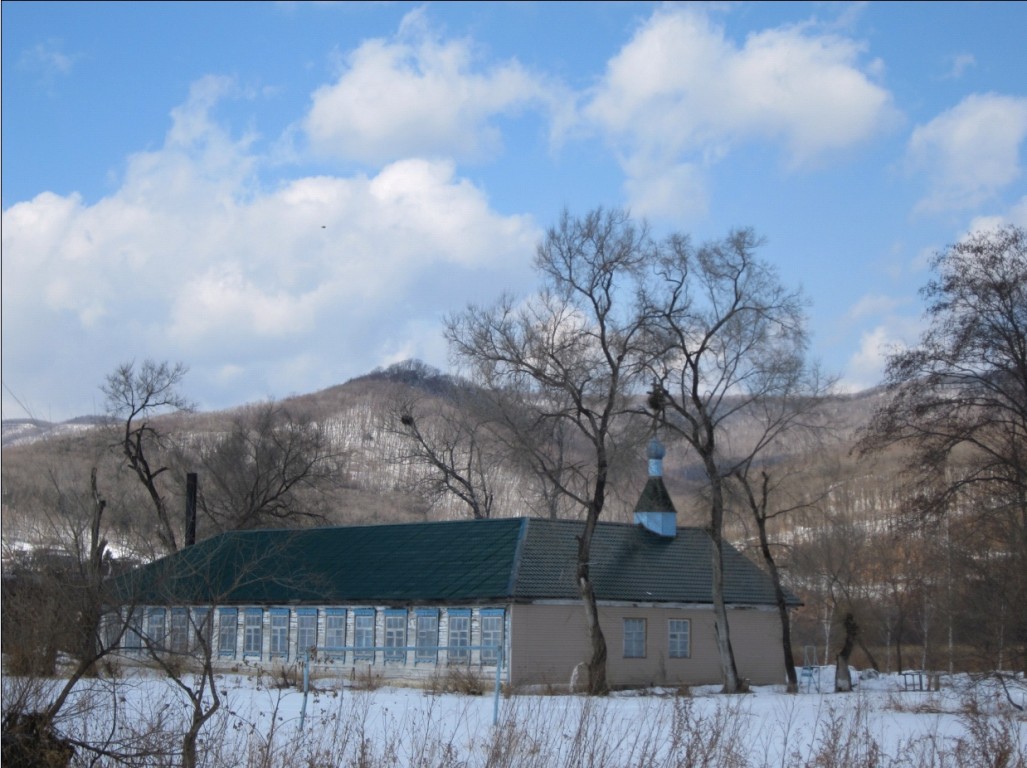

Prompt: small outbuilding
[{"left": 113, "top": 439, "right": 798, "bottom": 689}]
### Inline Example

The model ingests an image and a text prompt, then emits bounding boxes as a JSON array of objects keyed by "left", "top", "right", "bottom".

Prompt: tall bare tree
[
  {"left": 102, "top": 360, "right": 192, "bottom": 553},
  {"left": 642, "top": 228, "right": 814, "bottom": 692},
  {"left": 190, "top": 400, "right": 344, "bottom": 533},
  {"left": 860, "top": 224, "right": 1027, "bottom": 675},
  {"left": 446, "top": 208, "right": 652, "bottom": 694}
]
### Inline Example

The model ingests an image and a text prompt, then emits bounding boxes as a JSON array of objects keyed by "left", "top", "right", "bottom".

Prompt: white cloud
[
  {"left": 846, "top": 294, "right": 906, "bottom": 321},
  {"left": 19, "top": 39, "right": 75, "bottom": 77},
  {"left": 303, "top": 8, "right": 567, "bottom": 165},
  {"left": 844, "top": 325, "right": 901, "bottom": 391},
  {"left": 586, "top": 7, "right": 896, "bottom": 218},
  {"left": 1, "top": 77, "right": 540, "bottom": 419},
  {"left": 945, "top": 53, "right": 976, "bottom": 80},
  {"left": 1009, "top": 196, "right": 1027, "bottom": 227},
  {"left": 841, "top": 313, "right": 925, "bottom": 391},
  {"left": 908, "top": 93, "right": 1027, "bottom": 214}
]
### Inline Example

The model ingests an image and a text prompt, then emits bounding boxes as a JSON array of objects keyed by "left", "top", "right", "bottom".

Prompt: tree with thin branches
[
  {"left": 642, "top": 228, "right": 815, "bottom": 692},
  {"left": 446, "top": 208, "right": 652, "bottom": 694},
  {"left": 860, "top": 224, "right": 1027, "bottom": 677},
  {"left": 102, "top": 359, "right": 192, "bottom": 553}
]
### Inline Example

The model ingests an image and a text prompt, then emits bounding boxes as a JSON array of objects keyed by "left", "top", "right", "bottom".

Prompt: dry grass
[{"left": 5, "top": 669, "right": 1026, "bottom": 768}]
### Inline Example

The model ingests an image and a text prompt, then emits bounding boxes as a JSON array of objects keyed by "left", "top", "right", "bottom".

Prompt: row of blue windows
[
  {"left": 122, "top": 606, "right": 504, "bottom": 665},
  {"left": 623, "top": 618, "right": 691, "bottom": 659}
]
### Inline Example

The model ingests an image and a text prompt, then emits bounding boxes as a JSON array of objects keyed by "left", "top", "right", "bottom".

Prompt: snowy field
[{"left": 7, "top": 665, "right": 1026, "bottom": 767}]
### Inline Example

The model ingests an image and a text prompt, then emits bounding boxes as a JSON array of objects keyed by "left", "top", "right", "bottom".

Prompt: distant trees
[{"left": 860, "top": 224, "right": 1027, "bottom": 674}]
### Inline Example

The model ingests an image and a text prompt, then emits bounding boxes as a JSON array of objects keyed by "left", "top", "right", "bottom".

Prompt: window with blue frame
[
  {"left": 193, "top": 608, "right": 212, "bottom": 652},
  {"left": 325, "top": 608, "right": 346, "bottom": 659},
  {"left": 270, "top": 608, "right": 290, "bottom": 659},
  {"left": 384, "top": 610, "right": 406, "bottom": 663},
  {"left": 354, "top": 609, "right": 375, "bottom": 661},
  {"left": 145, "top": 608, "right": 166, "bottom": 650},
  {"left": 415, "top": 609, "right": 439, "bottom": 664},
  {"left": 447, "top": 609, "right": 470, "bottom": 664},
  {"left": 218, "top": 608, "right": 238, "bottom": 658},
  {"left": 668, "top": 619, "right": 690, "bottom": 659},
  {"left": 170, "top": 608, "right": 190, "bottom": 653},
  {"left": 480, "top": 609, "right": 504, "bottom": 665},
  {"left": 102, "top": 613, "right": 120, "bottom": 651},
  {"left": 623, "top": 618, "right": 646, "bottom": 659},
  {"left": 244, "top": 608, "right": 263, "bottom": 657},
  {"left": 124, "top": 610, "right": 143, "bottom": 653},
  {"left": 297, "top": 608, "right": 317, "bottom": 657}
]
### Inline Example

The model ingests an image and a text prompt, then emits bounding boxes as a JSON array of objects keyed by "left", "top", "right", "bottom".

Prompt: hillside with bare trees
[{"left": 1, "top": 357, "right": 1021, "bottom": 679}]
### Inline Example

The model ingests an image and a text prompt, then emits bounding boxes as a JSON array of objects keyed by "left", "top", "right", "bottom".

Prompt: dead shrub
[
  {"left": 272, "top": 663, "right": 301, "bottom": 690},
  {"left": 952, "top": 694, "right": 1026, "bottom": 768},
  {"left": 349, "top": 666, "right": 383, "bottom": 691},
  {"left": 426, "top": 666, "right": 487, "bottom": 696},
  {"left": 1, "top": 711, "right": 75, "bottom": 768}
]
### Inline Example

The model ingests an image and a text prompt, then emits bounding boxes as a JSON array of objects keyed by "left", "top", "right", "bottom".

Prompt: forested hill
[{"left": 2, "top": 359, "right": 893, "bottom": 542}]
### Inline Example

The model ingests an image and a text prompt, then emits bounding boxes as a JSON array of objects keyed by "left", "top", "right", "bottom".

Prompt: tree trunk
[
  {"left": 708, "top": 471, "right": 742, "bottom": 692},
  {"left": 835, "top": 613, "right": 858, "bottom": 693},
  {"left": 578, "top": 506, "right": 609, "bottom": 695},
  {"left": 755, "top": 513, "right": 798, "bottom": 692}
]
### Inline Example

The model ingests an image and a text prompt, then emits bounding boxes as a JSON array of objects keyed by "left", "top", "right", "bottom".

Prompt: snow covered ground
[{"left": 8, "top": 665, "right": 1026, "bottom": 767}]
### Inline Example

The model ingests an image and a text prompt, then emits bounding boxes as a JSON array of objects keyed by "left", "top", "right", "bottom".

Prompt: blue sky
[{"left": 3, "top": 1, "right": 1026, "bottom": 421}]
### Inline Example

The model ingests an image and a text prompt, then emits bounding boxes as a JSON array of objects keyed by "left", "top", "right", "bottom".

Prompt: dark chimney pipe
[{"left": 185, "top": 472, "right": 198, "bottom": 547}]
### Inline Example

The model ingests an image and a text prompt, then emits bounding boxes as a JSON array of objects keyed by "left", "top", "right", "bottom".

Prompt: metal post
[
  {"left": 300, "top": 647, "right": 310, "bottom": 731},
  {"left": 492, "top": 644, "right": 503, "bottom": 726}
]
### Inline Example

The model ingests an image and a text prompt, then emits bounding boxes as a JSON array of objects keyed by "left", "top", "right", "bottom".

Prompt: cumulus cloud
[
  {"left": 846, "top": 294, "right": 907, "bottom": 321},
  {"left": 838, "top": 296, "right": 926, "bottom": 391},
  {"left": 1010, "top": 196, "right": 1027, "bottom": 227},
  {"left": 586, "top": 7, "right": 896, "bottom": 218},
  {"left": 908, "top": 93, "right": 1027, "bottom": 214},
  {"left": 303, "top": 8, "right": 568, "bottom": 165},
  {"left": 1, "top": 78, "right": 540, "bottom": 419},
  {"left": 945, "top": 53, "right": 976, "bottom": 79},
  {"left": 19, "top": 39, "right": 75, "bottom": 77},
  {"left": 843, "top": 318, "right": 922, "bottom": 392}
]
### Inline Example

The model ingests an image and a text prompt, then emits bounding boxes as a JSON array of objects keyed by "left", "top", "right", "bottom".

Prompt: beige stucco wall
[{"left": 509, "top": 602, "right": 785, "bottom": 689}]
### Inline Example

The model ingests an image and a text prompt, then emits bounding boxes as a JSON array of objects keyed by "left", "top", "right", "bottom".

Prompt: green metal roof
[{"left": 115, "top": 517, "right": 799, "bottom": 607}]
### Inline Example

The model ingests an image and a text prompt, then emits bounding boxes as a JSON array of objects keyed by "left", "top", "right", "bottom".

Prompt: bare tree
[
  {"left": 835, "top": 613, "right": 859, "bottom": 692},
  {"left": 860, "top": 224, "right": 1027, "bottom": 676},
  {"left": 190, "top": 400, "right": 344, "bottom": 533},
  {"left": 387, "top": 363, "right": 588, "bottom": 521},
  {"left": 1, "top": 467, "right": 134, "bottom": 767},
  {"left": 446, "top": 208, "right": 652, "bottom": 694},
  {"left": 730, "top": 465, "right": 820, "bottom": 692},
  {"left": 642, "top": 228, "right": 814, "bottom": 693},
  {"left": 102, "top": 359, "right": 192, "bottom": 553},
  {"left": 393, "top": 397, "right": 499, "bottom": 520}
]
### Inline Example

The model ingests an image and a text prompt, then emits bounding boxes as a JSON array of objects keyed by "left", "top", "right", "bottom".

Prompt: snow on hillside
[{"left": 1, "top": 417, "right": 103, "bottom": 448}]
